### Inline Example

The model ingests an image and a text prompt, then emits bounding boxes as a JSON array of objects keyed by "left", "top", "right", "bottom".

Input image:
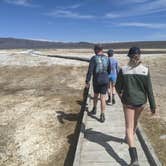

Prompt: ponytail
[{"left": 128, "top": 54, "right": 141, "bottom": 68}]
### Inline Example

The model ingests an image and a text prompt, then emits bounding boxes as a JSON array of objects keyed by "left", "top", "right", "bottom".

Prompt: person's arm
[
  {"left": 107, "top": 58, "right": 111, "bottom": 75},
  {"left": 115, "top": 69, "right": 123, "bottom": 98},
  {"left": 115, "top": 69, "right": 123, "bottom": 96},
  {"left": 145, "top": 70, "right": 156, "bottom": 113},
  {"left": 116, "top": 61, "right": 120, "bottom": 74},
  {"left": 85, "top": 57, "right": 95, "bottom": 86}
]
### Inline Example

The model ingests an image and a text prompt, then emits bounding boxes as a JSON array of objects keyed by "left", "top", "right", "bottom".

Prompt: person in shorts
[
  {"left": 107, "top": 49, "right": 119, "bottom": 105},
  {"left": 85, "top": 45, "right": 110, "bottom": 122},
  {"left": 115, "top": 47, "right": 156, "bottom": 166}
]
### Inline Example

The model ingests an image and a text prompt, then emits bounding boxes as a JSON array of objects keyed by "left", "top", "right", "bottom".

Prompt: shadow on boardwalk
[
  {"left": 87, "top": 112, "right": 101, "bottom": 122},
  {"left": 84, "top": 128, "right": 128, "bottom": 166}
]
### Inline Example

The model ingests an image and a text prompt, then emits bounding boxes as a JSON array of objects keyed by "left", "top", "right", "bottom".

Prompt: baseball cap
[
  {"left": 94, "top": 44, "right": 103, "bottom": 52},
  {"left": 107, "top": 49, "right": 114, "bottom": 56},
  {"left": 127, "top": 47, "right": 141, "bottom": 58}
]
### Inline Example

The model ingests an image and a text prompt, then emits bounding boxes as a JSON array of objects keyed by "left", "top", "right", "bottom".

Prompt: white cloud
[
  {"left": 4, "top": 0, "right": 38, "bottom": 7},
  {"left": 105, "top": 13, "right": 121, "bottom": 18},
  {"left": 105, "top": 0, "right": 166, "bottom": 18},
  {"left": 45, "top": 3, "right": 95, "bottom": 20},
  {"left": 118, "top": 22, "right": 166, "bottom": 29},
  {"left": 56, "top": 4, "right": 82, "bottom": 10},
  {"left": 137, "top": 0, "right": 166, "bottom": 14},
  {"left": 46, "top": 10, "right": 95, "bottom": 19},
  {"left": 122, "top": 0, "right": 150, "bottom": 3}
]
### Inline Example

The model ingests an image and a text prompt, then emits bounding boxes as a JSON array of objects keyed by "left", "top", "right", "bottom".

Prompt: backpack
[{"left": 95, "top": 55, "right": 109, "bottom": 85}]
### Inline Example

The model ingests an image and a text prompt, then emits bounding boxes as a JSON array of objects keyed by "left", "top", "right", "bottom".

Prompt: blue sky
[{"left": 0, "top": 0, "right": 166, "bottom": 42}]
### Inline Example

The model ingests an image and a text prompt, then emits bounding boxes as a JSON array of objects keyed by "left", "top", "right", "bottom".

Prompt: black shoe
[
  {"left": 129, "top": 147, "right": 139, "bottom": 166},
  {"left": 100, "top": 113, "right": 105, "bottom": 123},
  {"left": 106, "top": 99, "right": 111, "bottom": 105},
  {"left": 90, "top": 107, "right": 96, "bottom": 115}
]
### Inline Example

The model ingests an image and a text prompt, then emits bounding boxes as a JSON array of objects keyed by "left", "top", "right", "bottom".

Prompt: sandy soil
[
  {"left": 0, "top": 50, "right": 88, "bottom": 67},
  {"left": 0, "top": 50, "right": 88, "bottom": 166}
]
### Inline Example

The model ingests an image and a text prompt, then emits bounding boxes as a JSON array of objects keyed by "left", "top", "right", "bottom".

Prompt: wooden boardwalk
[{"left": 78, "top": 93, "right": 150, "bottom": 166}]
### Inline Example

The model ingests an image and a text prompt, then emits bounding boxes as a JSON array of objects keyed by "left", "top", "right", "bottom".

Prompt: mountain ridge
[{"left": 0, "top": 37, "right": 166, "bottom": 49}]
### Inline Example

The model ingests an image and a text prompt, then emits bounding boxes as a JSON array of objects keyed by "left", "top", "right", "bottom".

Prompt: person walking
[
  {"left": 115, "top": 47, "right": 156, "bottom": 166},
  {"left": 107, "top": 49, "right": 119, "bottom": 105},
  {"left": 85, "top": 45, "right": 110, "bottom": 122}
]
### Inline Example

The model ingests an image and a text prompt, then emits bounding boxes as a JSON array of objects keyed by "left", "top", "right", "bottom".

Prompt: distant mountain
[
  {"left": 0, "top": 37, "right": 166, "bottom": 50},
  {"left": 0, "top": 38, "right": 94, "bottom": 49}
]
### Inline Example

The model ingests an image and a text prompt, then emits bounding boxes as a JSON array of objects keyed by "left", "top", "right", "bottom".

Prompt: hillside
[{"left": 0, "top": 37, "right": 166, "bottom": 50}]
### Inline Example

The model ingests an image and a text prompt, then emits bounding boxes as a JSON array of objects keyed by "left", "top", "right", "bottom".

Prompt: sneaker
[
  {"left": 90, "top": 107, "right": 96, "bottom": 115},
  {"left": 100, "top": 113, "right": 105, "bottom": 123},
  {"left": 106, "top": 99, "right": 111, "bottom": 105}
]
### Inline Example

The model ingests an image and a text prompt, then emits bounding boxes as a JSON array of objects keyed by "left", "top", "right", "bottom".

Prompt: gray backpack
[{"left": 95, "top": 55, "right": 109, "bottom": 85}]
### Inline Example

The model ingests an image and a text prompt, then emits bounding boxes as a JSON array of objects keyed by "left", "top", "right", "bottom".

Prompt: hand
[
  {"left": 151, "top": 112, "right": 155, "bottom": 116},
  {"left": 151, "top": 109, "right": 156, "bottom": 114},
  {"left": 150, "top": 109, "right": 160, "bottom": 119},
  {"left": 85, "top": 83, "right": 90, "bottom": 88}
]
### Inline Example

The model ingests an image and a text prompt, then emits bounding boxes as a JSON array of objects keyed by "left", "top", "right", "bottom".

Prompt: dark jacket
[{"left": 115, "top": 63, "right": 156, "bottom": 112}]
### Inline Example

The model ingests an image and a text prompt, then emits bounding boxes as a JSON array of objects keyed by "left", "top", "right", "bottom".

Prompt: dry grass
[
  {"left": 0, "top": 65, "right": 87, "bottom": 166},
  {"left": 140, "top": 111, "right": 166, "bottom": 165},
  {"left": 0, "top": 49, "right": 165, "bottom": 165},
  {"left": 140, "top": 56, "right": 166, "bottom": 165}
]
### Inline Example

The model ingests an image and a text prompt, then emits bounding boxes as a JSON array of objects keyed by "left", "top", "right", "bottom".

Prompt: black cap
[
  {"left": 94, "top": 44, "right": 103, "bottom": 52},
  {"left": 127, "top": 47, "right": 141, "bottom": 58},
  {"left": 107, "top": 49, "right": 114, "bottom": 56}
]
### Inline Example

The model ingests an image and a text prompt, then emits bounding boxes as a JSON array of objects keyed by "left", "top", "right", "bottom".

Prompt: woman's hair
[
  {"left": 128, "top": 54, "right": 141, "bottom": 68},
  {"left": 128, "top": 47, "right": 141, "bottom": 68}
]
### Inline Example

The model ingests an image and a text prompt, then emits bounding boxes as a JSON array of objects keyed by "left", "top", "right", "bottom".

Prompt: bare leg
[
  {"left": 110, "top": 83, "right": 113, "bottom": 99},
  {"left": 124, "top": 107, "right": 135, "bottom": 147},
  {"left": 100, "top": 94, "right": 106, "bottom": 113},
  {"left": 134, "top": 107, "right": 144, "bottom": 134},
  {"left": 112, "top": 82, "right": 116, "bottom": 95},
  {"left": 111, "top": 82, "right": 116, "bottom": 104},
  {"left": 123, "top": 105, "right": 127, "bottom": 140},
  {"left": 93, "top": 93, "right": 99, "bottom": 108},
  {"left": 107, "top": 83, "right": 111, "bottom": 101}
]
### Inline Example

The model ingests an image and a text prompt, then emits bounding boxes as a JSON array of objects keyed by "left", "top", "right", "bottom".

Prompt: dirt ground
[{"left": 0, "top": 65, "right": 87, "bottom": 166}]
